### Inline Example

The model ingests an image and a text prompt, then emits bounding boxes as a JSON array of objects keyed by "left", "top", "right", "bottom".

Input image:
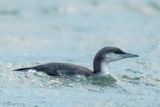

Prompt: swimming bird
[{"left": 14, "top": 47, "right": 139, "bottom": 78}]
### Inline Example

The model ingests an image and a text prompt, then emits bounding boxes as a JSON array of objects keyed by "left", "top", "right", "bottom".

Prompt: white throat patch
[
  {"left": 100, "top": 61, "right": 109, "bottom": 75},
  {"left": 104, "top": 53, "right": 123, "bottom": 62}
]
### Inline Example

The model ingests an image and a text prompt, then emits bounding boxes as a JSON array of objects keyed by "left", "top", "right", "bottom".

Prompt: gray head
[{"left": 93, "top": 47, "right": 139, "bottom": 74}]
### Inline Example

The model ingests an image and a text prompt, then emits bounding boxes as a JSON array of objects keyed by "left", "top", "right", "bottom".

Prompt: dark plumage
[
  {"left": 14, "top": 47, "right": 139, "bottom": 77},
  {"left": 14, "top": 63, "right": 92, "bottom": 77}
]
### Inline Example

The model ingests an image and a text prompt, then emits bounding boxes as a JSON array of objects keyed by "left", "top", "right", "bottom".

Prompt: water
[{"left": 0, "top": 0, "right": 160, "bottom": 106}]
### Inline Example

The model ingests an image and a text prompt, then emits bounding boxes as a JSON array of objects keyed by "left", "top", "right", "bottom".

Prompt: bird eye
[
  {"left": 114, "top": 51, "right": 120, "bottom": 54},
  {"left": 114, "top": 51, "right": 124, "bottom": 54}
]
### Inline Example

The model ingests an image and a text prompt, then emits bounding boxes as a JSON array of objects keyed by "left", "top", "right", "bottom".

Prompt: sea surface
[{"left": 0, "top": 0, "right": 160, "bottom": 107}]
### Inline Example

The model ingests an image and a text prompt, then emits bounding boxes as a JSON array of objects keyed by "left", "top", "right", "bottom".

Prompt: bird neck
[
  {"left": 93, "top": 58, "right": 110, "bottom": 75},
  {"left": 100, "top": 61, "right": 109, "bottom": 75}
]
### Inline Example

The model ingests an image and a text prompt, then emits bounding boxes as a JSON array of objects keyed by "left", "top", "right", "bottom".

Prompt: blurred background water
[{"left": 0, "top": 0, "right": 160, "bottom": 107}]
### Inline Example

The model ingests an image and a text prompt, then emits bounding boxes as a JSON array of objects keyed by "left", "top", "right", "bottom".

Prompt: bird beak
[{"left": 122, "top": 53, "right": 139, "bottom": 58}]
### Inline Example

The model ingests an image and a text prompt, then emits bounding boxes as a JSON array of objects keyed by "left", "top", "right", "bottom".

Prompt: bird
[{"left": 14, "top": 47, "right": 139, "bottom": 78}]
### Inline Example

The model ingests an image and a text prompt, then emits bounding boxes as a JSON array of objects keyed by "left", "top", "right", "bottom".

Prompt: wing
[{"left": 15, "top": 63, "right": 93, "bottom": 77}]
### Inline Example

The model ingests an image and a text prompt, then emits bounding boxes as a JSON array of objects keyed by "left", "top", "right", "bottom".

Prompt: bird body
[{"left": 14, "top": 47, "right": 139, "bottom": 78}]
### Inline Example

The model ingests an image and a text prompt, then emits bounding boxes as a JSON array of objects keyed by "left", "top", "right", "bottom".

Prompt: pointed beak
[{"left": 122, "top": 53, "right": 139, "bottom": 58}]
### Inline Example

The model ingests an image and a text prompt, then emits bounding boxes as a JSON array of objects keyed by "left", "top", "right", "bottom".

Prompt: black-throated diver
[{"left": 14, "top": 47, "right": 139, "bottom": 77}]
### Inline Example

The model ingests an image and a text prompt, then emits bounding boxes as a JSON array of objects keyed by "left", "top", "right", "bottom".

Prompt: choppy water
[{"left": 0, "top": 0, "right": 160, "bottom": 107}]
